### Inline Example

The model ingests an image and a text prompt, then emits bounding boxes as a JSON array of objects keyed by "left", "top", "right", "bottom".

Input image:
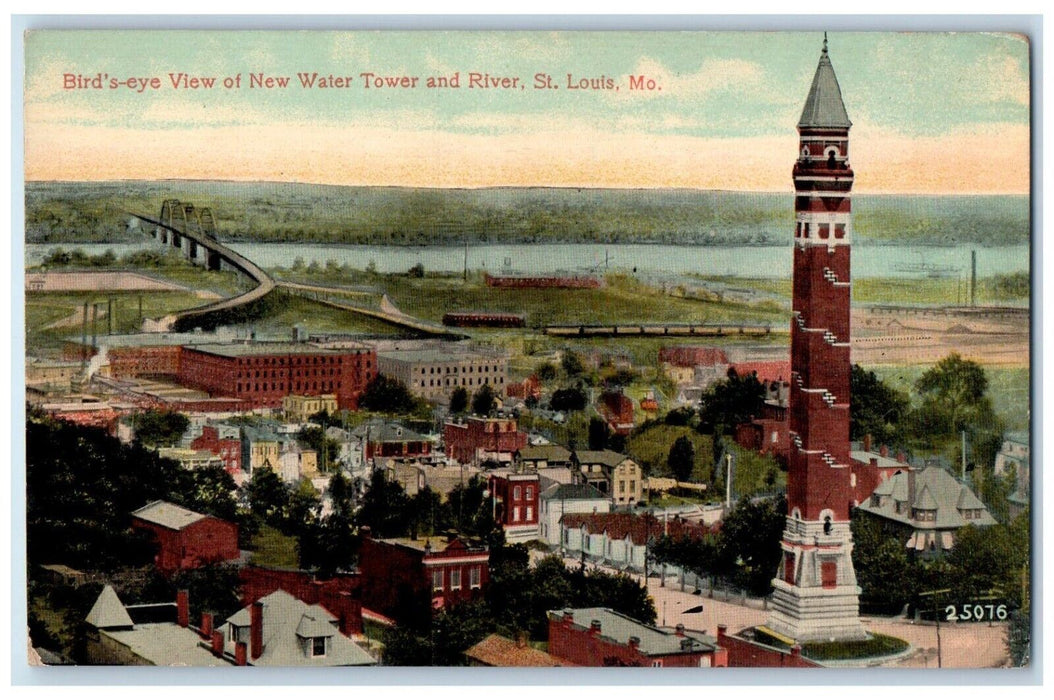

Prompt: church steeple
[{"left": 798, "top": 35, "right": 852, "bottom": 129}]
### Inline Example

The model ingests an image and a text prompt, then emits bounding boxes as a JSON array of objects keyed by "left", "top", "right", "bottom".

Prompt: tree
[
  {"left": 697, "top": 369, "right": 765, "bottom": 435},
  {"left": 185, "top": 464, "right": 239, "bottom": 522},
  {"left": 850, "top": 364, "right": 910, "bottom": 445},
  {"left": 914, "top": 353, "right": 1002, "bottom": 444},
  {"left": 26, "top": 416, "right": 187, "bottom": 570},
  {"left": 408, "top": 262, "right": 425, "bottom": 278},
  {"left": 550, "top": 385, "right": 587, "bottom": 412},
  {"left": 355, "top": 468, "right": 411, "bottom": 538},
  {"left": 130, "top": 409, "right": 190, "bottom": 447},
  {"left": 667, "top": 435, "right": 696, "bottom": 483},
  {"left": 851, "top": 512, "right": 917, "bottom": 614},
  {"left": 244, "top": 467, "right": 289, "bottom": 528},
  {"left": 359, "top": 374, "right": 417, "bottom": 414},
  {"left": 561, "top": 351, "right": 585, "bottom": 377},
  {"left": 296, "top": 425, "right": 340, "bottom": 470},
  {"left": 588, "top": 416, "right": 611, "bottom": 450},
  {"left": 449, "top": 386, "right": 469, "bottom": 415},
  {"left": 535, "top": 362, "right": 558, "bottom": 382},
  {"left": 719, "top": 495, "right": 787, "bottom": 595},
  {"left": 471, "top": 384, "right": 497, "bottom": 416}
]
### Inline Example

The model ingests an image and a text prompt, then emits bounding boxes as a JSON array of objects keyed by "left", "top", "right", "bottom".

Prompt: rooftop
[
  {"left": 573, "top": 450, "right": 632, "bottom": 468},
  {"left": 378, "top": 347, "right": 505, "bottom": 364},
  {"left": 465, "top": 634, "right": 574, "bottom": 667},
  {"left": 798, "top": 38, "right": 852, "bottom": 129},
  {"left": 222, "top": 590, "right": 374, "bottom": 666},
  {"left": 549, "top": 608, "right": 718, "bottom": 657},
  {"left": 541, "top": 482, "right": 607, "bottom": 502},
  {"left": 131, "top": 500, "right": 207, "bottom": 531},
  {"left": 185, "top": 342, "right": 344, "bottom": 358},
  {"left": 857, "top": 465, "right": 997, "bottom": 530}
]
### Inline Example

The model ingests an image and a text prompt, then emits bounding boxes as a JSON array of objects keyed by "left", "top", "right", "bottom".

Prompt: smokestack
[
  {"left": 176, "top": 590, "right": 189, "bottom": 628},
  {"left": 211, "top": 630, "right": 224, "bottom": 657},
  {"left": 250, "top": 601, "right": 264, "bottom": 660},
  {"left": 970, "top": 249, "right": 977, "bottom": 307},
  {"left": 200, "top": 612, "right": 213, "bottom": 639}
]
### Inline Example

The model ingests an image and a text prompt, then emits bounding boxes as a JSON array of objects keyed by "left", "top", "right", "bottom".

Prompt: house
[
  {"left": 281, "top": 393, "right": 338, "bottom": 423},
  {"left": 130, "top": 500, "right": 240, "bottom": 574},
  {"left": 598, "top": 390, "right": 635, "bottom": 436},
  {"left": 465, "top": 633, "right": 574, "bottom": 667},
  {"left": 277, "top": 443, "right": 319, "bottom": 483},
  {"left": 241, "top": 425, "right": 282, "bottom": 474},
  {"left": 84, "top": 586, "right": 231, "bottom": 666},
  {"left": 156, "top": 447, "right": 226, "bottom": 471},
  {"left": 488, "top": 469, "right": 541, "bottom": 543},
  {"left": 353, "top": 420, "right": 434, "bottom": 461},
  {"left": 855, "top": 465, "right": 997, "bottom": 557},
  {"left": 994, "top": 431, "right": 1030, "bottom": 517},
  {"left": 547, "top": 608, "right": 727, "bottom": 667},
  {"left": 572, "top": 450, "right": 644, "bottom": 506},
  {"left": 733, "top": 380, "right": 790, "bottom": 465},
  {"left": 217, "top": 589, "right": 375, "bottom": 666},
  {"left": 538, "top": 482, "right": 610, "bottom": 546},
  {"left": 443, "top": 415, "right": 528, "bottom": 465},
  {"left": 505, "top": 374, "right": 541, "bottom": 401},
  {"left": 516, "top": 444, "right": 573, "bottom": 471},
  {"left": 358, "top": 530, "right": 489, "bottom": 619},
  {"left": 190, "top": 424, "right": 243, "bottom": 474},
  {"left": 238, "top": 566, "right": 363, "bottom": 636}
]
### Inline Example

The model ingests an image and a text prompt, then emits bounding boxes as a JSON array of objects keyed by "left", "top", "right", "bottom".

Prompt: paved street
[{"left": 562, "top": 558, "right": 1011, "bottom": 669}]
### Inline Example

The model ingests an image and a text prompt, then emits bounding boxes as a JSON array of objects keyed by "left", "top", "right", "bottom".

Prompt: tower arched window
[{"left": 823, "top": 516, "right": 832, "bottom": 535}]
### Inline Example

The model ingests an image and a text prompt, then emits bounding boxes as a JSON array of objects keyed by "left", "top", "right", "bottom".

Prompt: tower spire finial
[{"left": 823, "top": 32, "right": 828, "bottom": 54}]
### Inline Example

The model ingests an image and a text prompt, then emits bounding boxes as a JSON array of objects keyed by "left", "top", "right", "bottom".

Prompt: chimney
[
  {"left": 516, "top": 632, "right": 528, "bottom": 649},
  {"left": 361, "top": 526, "right": 372, "bottom": 540},
  {"left": 338, "top": 594, "right": 360, "bottom": 637},
  {"left": 863, "top": 434, "right": 872, "bottom": 452},
  {"left": 589, "top": 619, "right": 602, "bottom": 636},
  {"left": 896, "top": 451, "right": 907, "bottom": 464},
  {"left": 869, "top": 457, "right": 878, "bottom": 467},
  {"left": 717, "top": 624, "right": 728, "bottom": 642},
  {"left": 907, "top": 469, "right": 917, "bottom": 505},
  {"left": 176, "top": 590, "right": 189, "bottom": 628},
  {"left": 211, "top": 630, "right": 224, "bottom": 657},
  {"left": 235, "top": 640, "right": 248, "bottom": 666},
  {"left": 250, "top": 600, "right": 264, "bottom": 660},
  {"left": 200, "top": 612, "right": 213, "bottom": 639},
  {"left": 879, "top": 445, "right": 889, "bottom": 457},
  {"left": 790, "top": 644, "right": 802, "bottom": 658},
  {"left": 563, "top": 609, "right": 574, "bottom": 623},
  {"left": 627, "top": 635, "right": 640, "bottom": 651},
  {"left": 674, "top": 623, "right": 685, "bottom": 637}
]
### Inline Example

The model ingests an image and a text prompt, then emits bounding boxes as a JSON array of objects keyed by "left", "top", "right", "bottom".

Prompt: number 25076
[{"left": 944, "top": 604, "right": 1008, "bottom": 622}]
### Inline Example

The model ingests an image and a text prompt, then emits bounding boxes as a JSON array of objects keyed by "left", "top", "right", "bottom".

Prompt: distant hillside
[{"left": 24, "top": 180, "right": 1030, "bottom": 247}]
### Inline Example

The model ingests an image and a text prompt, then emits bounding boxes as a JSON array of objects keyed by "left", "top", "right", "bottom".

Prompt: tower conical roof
[{"left": 798, "top": 38, "right": 852, "bottom": 129}]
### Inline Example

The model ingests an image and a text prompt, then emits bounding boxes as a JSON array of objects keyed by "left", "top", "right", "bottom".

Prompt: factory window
[
  {"left": 835, "top": 224, "right": 846, "bottom": 239},
  {"left": 819, "top": 224, "right": 830, "bottom": 239},
  {"left": 450, "top": 569, "right": 461, "bottom": 591}
]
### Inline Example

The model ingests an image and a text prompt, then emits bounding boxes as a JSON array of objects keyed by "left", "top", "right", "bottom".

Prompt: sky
[{"left": 23, "top": 30, "right": 1030, "bottom": 194}]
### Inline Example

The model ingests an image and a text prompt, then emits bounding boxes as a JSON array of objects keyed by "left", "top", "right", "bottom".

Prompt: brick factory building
[
  {"left": 377, "top": 347, "right": 508, "bottom": 402},
  {"left": 177, "top": 342, "right": 376, "bottom": 410}
]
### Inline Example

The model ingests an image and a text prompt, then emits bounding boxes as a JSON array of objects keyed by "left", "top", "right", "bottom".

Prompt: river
[{"left": 24, "top": 241, "right": 1029, "bottom": 280}]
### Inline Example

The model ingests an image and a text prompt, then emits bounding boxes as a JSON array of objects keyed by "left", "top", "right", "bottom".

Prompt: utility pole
[
  {"left": 725, "top": 453, "right": 734, "bottom": 509},
  {"left": 961, "top": 430, "right": 967, "bottom": 480},
  {"left": 920, "top": 588, "right": 950, "bottom": 669}
]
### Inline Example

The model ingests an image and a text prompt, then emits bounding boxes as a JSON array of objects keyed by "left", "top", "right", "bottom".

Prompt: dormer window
[{"left": 312, "top": 636, "right": 327, "bottom": 657}]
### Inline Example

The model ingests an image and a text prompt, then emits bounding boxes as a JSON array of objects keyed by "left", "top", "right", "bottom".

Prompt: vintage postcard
[{"left": 20, "top": 27, "right": 1031, "bottom": 673}]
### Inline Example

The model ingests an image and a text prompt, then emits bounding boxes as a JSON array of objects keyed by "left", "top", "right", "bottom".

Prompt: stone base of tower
[
  {"left": 767, "top": 580, "right": 869, "bottom": 643},
  {"left": 765, "top": 518, "right": 868, "bottom": 643}
]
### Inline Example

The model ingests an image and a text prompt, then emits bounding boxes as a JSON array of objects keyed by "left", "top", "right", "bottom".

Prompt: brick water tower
[{"left": 765, "top": 36, "right": 868, "bottom": 642}]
